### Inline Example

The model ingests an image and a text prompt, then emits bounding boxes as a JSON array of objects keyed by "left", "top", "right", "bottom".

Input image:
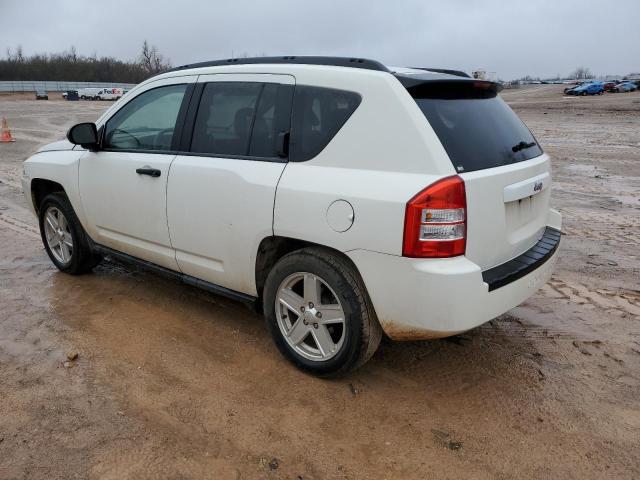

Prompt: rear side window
[
  {"left": 190, "top": 82, "right": 289, "bottom": 158},
  {"left": 191, "top": 82, "right": 262, "bottom": 156},
  {"left": 248, "top": 84, "right": 278, "bottom": 157},
  {"left": 409, "top": 81, "right": 543, "bottom": 173},
  {"left": 289, "top": 86, "right": 361, "bottom": 162}
]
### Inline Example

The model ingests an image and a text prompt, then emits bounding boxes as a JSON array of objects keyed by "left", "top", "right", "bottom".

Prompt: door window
[
  {"left": 190, "top": 82, "right": 285, "bottom": 158},
  {"left": 103, "top": 84, "right": 187, "bottom": 151},
  {"left": 248, "top": 84, "right": 279, "bottom": 157}
]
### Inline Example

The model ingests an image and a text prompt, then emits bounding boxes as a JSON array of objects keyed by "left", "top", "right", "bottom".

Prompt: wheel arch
[
  {"left": 30, "top": 178, "right": 66, "bottom": 214},
  {"left": 254, "top": 236, "right": 365, "bottom": 301}
]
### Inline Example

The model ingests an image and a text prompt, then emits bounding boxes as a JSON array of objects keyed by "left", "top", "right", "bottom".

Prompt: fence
[{"left": 0, "top": 81, "right": 137, "bottom": 93}]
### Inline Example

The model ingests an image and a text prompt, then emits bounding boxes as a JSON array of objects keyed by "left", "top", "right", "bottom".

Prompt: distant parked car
[
  {"left": 613, "top": 82, "right": 637, "bottom": 93},
  {"left": 35, "top": 90, "right": 48, "bottom": 100},
  {"left": 571, "top": 82, "right": 604, "bottom": 96},
  {"left": 603, "top": 81, "right": 618, "bottom": 92},
  {"left": 563, "top": 81, "right": 586, "bottom": 94},
  {"left": 65, "top": 90, "right": 79, "bottom": 101}
]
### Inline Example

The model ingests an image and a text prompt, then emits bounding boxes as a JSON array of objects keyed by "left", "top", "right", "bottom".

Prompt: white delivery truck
[
  {"left": 78, "top": 88, "right": 102, "bottom": 100},
  {"left": 96, "top": 88, "right": 124, "bottom": 101}
]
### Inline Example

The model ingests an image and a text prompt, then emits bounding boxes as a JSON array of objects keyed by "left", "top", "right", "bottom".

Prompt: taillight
[{"left": 402, "top": 175, "right": 466, "bottom": 258}]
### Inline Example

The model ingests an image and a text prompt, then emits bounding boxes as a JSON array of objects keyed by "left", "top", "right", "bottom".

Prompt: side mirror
[{"left": 67, "top": 122, "right": 99, "bottom": 150}]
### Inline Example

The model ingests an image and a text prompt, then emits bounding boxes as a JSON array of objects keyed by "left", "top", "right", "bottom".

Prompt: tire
[
  {"left": 38, "top": 193, "right": 101, "bottom": 274},
  {"left": 263, "top": 247, "right": 382, "bottom": 376}
]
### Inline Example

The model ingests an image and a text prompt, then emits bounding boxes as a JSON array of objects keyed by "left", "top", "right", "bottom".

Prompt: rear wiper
[{"left": 512, "top": 140, "right": 537, "bottom": 153}]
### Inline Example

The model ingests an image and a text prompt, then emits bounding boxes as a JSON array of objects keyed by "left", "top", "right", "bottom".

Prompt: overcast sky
[{"left": 1, "top": 0, "right": 638, "bottom": 79}]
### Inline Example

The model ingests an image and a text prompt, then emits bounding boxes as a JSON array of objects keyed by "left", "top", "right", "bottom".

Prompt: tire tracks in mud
[
  {"left": 558, "top": 207, "right": 640, "bottom": 246},
  {"left": 0, "top": 211, "right": 40, "bottom": 240},
  {"left": 0, "top": 174, "right": 21, "bottom": 190},
  {"left": 542, "top": 278, "right": 640, "bottom": 317},
  {"left": 562, "top": 225, "right": 640, "bottom": 246}
]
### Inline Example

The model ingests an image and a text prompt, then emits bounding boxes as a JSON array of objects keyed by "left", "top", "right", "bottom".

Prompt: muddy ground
[{"left": 0, "top": 86, "right": 639, "bottom": 479}]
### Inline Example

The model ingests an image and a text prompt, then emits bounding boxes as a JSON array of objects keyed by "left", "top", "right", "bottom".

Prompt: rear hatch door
[{"left": 404, "top": 76, "right": 551, "bottom": 269}]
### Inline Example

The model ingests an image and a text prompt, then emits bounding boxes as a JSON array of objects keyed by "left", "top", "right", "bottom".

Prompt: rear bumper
[
  {"left": 482, "top": 226, "right": 560, "bottom": 291},
  {"left": 347, "top": 210, "right": 561, "bottom": 340}
]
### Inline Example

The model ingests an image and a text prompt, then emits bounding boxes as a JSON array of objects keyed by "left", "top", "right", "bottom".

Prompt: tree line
[{"left": 0, "top": 41, "right": 171, "bottom": 83}]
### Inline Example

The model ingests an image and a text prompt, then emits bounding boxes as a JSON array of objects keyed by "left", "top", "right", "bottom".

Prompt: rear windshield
[{"left": 408, "top": 81, "right": 543, "bottom": 173}]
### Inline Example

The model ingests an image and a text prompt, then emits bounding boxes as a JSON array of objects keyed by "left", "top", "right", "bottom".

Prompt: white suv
[{"left": 22, "top": 57, "right": 561, "bottom": 375}]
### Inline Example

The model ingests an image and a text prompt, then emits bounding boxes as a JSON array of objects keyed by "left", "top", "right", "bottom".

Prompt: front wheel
[
  {"left": 263, "top": 247, "right": 382, "bottom": 376},
  {"left": 39, "top": 193, "right": 101, "bottom": 274}
]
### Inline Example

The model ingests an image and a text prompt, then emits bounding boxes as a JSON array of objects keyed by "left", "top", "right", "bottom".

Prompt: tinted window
[
  {"left": 248, "top": 84, "right": 279, "bottom": 157},
  {"left": 289, "top": 86, "right": 361, "bottom": 162},
  {"left": 104, "top": 84, "right": 186, "bottom": 151},
  {"left": 190, "top": 82, "right": 260, "bottom": 156},
  {"left": 190, "top": 82, "right": 292, "bottom": 158},
  {"left": 409, "top": 81, "right": 542, "bottom": 173}
]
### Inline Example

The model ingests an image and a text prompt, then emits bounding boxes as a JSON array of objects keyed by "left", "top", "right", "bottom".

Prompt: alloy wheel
[
  {"left": 275, "top": 272, "right": 346, "bottom": 361},
  {"left": 43, "top": 206, "right": 73, "bottom": 265}
]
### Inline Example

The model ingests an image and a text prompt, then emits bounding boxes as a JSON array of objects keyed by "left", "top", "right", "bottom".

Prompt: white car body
[{"left": 22, "top": 58, "right": 561, "bottom": 342}]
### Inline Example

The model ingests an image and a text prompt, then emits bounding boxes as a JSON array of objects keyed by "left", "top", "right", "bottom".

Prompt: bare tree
[
  {"left": 0, "top": 47, "right": 160, "bottom": 83},
  {"left": 570, "top": 66, "right": 593, "bottom": 80},
  {"left": 6, "top": 45, "right": 24, "bottom": 62},
  {"left": 139, "top": 40, "right": 171, "bottom": 75}
]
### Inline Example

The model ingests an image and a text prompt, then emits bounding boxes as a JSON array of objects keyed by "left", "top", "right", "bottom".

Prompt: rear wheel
[
  {"left": 263, "top": 247, "right": 382, "bottom": 376},
  {"left": 38, "top": 193, "right": 101, "bottom": 274}
]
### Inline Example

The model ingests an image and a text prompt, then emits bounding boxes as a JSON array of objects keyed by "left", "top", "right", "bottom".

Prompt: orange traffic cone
[{"left": 1, "top": 117, "right": 16, "bottom": 143}]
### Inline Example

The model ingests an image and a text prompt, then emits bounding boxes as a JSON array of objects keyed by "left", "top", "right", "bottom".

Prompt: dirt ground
[{"left": 0, "top": 86, "right": 639, "bottom": 479}]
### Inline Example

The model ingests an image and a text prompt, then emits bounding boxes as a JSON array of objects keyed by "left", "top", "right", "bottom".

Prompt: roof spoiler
[{"left": 411, "top": 67, "right": 471, "bottom": 78}]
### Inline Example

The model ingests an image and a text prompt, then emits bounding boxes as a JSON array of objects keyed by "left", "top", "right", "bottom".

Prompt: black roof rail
[
  {"left": 166, "top": 56, "right": 390, "bottom": 73},
  {"left": 411, "top": 67, "right": 471, "bottom": 78}
]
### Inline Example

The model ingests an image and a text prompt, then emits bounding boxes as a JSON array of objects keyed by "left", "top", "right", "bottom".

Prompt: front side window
[
  {"left": 289, "top": 86, "right": 361, "bottom": 162},
  {"left": 103, "top": 84, "right": 187, "bottom": 151}
]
